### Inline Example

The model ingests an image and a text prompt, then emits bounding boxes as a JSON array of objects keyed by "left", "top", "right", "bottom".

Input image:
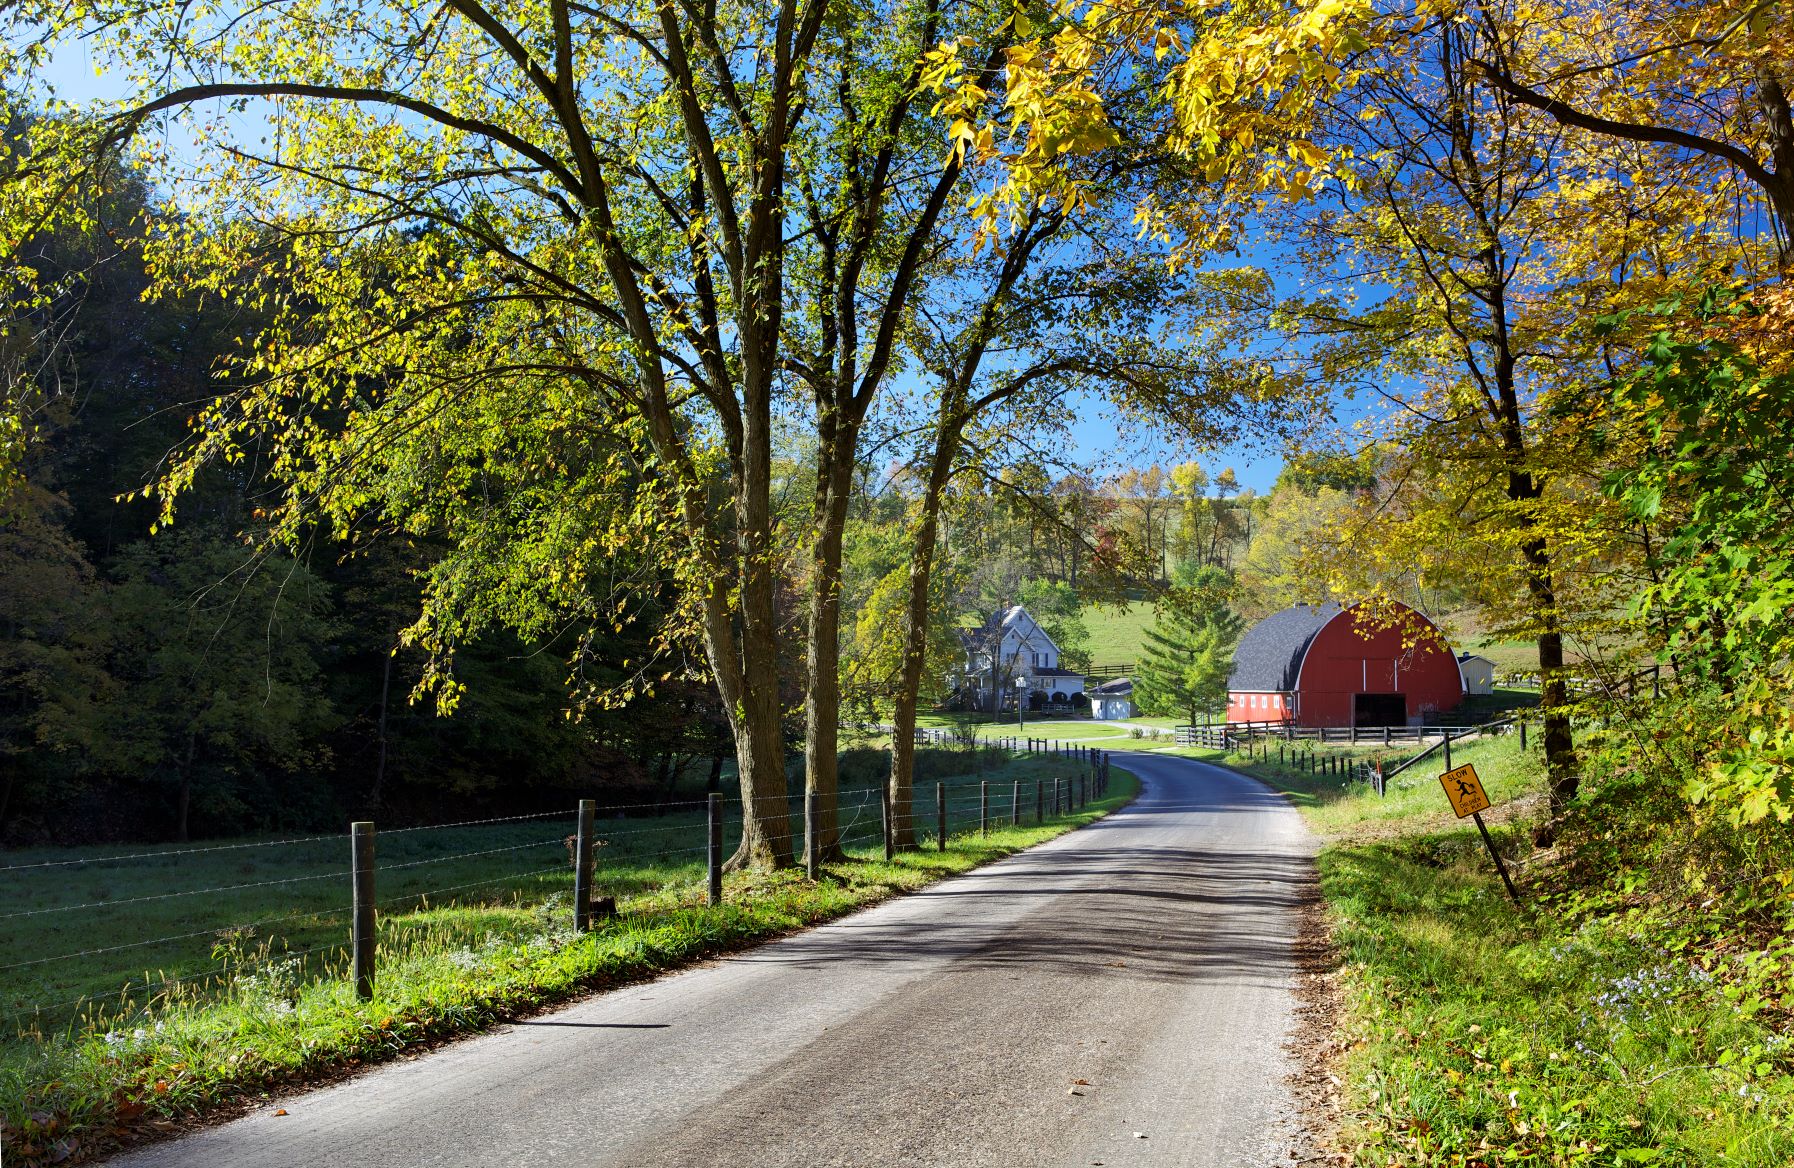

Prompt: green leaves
[{"left": 1604, "top": 294, "right": 1794, "bottom": 825}]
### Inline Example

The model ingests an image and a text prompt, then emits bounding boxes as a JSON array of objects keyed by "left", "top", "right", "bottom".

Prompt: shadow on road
[{"left": 734, "top": 841, "right": 1312, "bottom": 991}]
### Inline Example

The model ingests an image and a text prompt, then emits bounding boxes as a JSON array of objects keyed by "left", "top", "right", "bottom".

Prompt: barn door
[{"left": 1353, "top": 692, "right": 1406, "bottom": 727}]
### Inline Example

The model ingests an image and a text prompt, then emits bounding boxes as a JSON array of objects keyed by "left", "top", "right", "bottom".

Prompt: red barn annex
[{"left": 1225, "top": 601, "right": 1464, "bottom": 728}]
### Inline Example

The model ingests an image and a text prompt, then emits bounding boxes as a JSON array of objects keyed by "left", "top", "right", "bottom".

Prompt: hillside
[{"left": 1080, "top": 600, "right": 1155, "bottom": 666}]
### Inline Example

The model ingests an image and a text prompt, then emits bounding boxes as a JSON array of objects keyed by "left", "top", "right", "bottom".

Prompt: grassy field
[
  {"left": 918, "top": 714, "right": 1141, "bottom": 743},
  {"left": 2, "top": 753, "right": 1136, "bottom": 1166},
  {"left": 1080, "top": 600, "right": 1156, "bottom": 665},
  {"left": 1209, "top": 734, "right": 1794, "bottom": 1165}
]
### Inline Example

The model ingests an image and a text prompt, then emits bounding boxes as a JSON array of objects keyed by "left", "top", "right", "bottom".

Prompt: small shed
[
  {"left": 1088, "top": 677, "right": 1134, "bottom": 720},
  {"left": 1225, "top": 600, "right": 1464, "bottom": 728},
  {"left": 1457, "top": 653, "right": 1496, "bottom": 696}
]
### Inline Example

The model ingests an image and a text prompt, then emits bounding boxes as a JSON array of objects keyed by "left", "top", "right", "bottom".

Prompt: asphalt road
[{"left": 108, "top": 753, "right": 1317, "bottom": 1168}]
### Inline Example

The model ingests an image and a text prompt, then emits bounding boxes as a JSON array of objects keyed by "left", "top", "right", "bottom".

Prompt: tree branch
[
  {"left": 110, "top": 82, "right": 587, "bottom": 200},
  {"left": 1473, "top": 60, "right": 1780, "bottom": 195}
]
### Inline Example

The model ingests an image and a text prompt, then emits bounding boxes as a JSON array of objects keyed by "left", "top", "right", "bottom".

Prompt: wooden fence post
[
  {"left": 881, "top": 789, "right": 894, "bottom": 862},
  {"left": 1444, "top": 736, "right": 1452, "bottom": 774},
  {"left": 936, "top": 782, "right": 947, "bottom": 852},
  {"left": 707, "top": 793, "right": 723, "bottom": 905},
  {"left": 1036, "top": 779, "right": 1044, "bottom": 823},
  {"left": 574, "top": 799, "right": 596, "bottom": 931},
  {"left": 1520, "top": 719, "right": 1527, "bottom": 750},
  {"left": 1012, "top": 779, "right": 1021, "bottom": 825},
  {"left": 980, "top": 781, "right": 990, "bottom": 835},
  {"left": 805, "top": 788, "right": 820, "bottom": 880},
  {"left": 351, "top": 821, "right": 376, "bottom": 1000}
]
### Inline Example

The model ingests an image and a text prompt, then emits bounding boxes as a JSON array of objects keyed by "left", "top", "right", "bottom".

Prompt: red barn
[{"left": 1225, "top": 601, "right": 1463, "bottom": 728}]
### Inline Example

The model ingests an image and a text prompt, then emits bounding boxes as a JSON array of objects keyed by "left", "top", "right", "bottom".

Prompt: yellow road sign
[{"left": 1440, "top": 763, "right": 1491, "bottom": 818}]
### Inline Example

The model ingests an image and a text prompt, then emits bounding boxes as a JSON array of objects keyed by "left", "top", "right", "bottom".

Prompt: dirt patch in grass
[{"left": 1285, "top": 853, "right": 1349, "bottom": 1166}]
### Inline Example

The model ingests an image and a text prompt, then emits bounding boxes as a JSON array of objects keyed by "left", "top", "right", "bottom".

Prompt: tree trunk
[
  {"left": 889, "top": 407, "right": 961, "bottom": 850},
  {"left": 725, "top": 429, "right": 795, "bottom": 869},
  {"left": 1755, "top": 71, "right": 1794, "bottom": 252},
  {"left": 1521, "top": 527, "right": 1576, "bottom": 812},
  {"left": 803, "top": 417, "right": 858, "bottom": 864},
  {"left": 1487, "top": 311, "right": 1578, "bottom": 825},
  {"left": 721, "top": 607, "right": 794, "bottom": 868}
]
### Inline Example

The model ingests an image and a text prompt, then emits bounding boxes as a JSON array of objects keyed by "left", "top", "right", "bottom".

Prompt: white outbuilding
[
  {"left": 1087, "top": 678, "right": 1134, "bottom": 720},
  {"left": 1456, "top": 653, "right": 1497, "bottom": 696}
]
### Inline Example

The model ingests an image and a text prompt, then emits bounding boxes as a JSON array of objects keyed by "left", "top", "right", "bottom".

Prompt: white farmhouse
[{"left": 958, "top": 605, "right": 1086, "bottom": 712}]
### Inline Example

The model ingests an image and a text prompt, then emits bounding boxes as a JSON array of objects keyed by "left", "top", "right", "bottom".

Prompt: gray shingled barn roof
[{"left": 1228, "top": 602, "right": 1342, "bottom": 691}]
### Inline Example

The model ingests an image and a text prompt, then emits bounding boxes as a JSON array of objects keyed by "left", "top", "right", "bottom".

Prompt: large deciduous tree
[
  {"left": 1261, "top": 8, "right": 1738, "bottom": 830},
  {"left": 0, "top": 0, "right": 1069, "bottom": 868}
]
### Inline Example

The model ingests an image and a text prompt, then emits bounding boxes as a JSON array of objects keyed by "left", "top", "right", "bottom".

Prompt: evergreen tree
[{"left": 1133, "top": 569, "right": 1244, "bottom": 725}]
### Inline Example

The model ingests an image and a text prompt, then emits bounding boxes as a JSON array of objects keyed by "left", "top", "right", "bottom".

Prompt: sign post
[{"left": 1439, "top": 763, "right": 1522, "bottom": 906}]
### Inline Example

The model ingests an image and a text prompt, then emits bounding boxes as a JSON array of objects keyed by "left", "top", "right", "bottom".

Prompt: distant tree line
[{"left": 0, "top": 182, "right": 730, "bottom": 844}]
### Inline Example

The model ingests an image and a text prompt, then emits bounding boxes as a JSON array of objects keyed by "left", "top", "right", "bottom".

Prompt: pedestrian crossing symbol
[{"left": 1440, "top": 763, "right": 1491, "bottom": 818}]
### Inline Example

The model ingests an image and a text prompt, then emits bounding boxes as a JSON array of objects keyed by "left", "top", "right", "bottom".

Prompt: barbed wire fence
[{"left": 2, "top": 745, "right": 1115, "bottom": 1038}]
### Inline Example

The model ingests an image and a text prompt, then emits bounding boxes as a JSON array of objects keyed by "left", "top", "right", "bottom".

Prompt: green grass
[
  {"left": 5, "top": 817, "right": 600, "bottom": 1023},
  {"left": 1471, "top": 638, "right": 1549, "bottom": 675},
  {"left": 1211, "top": 736, "right": 1794, "bottom": 1165},
  {"left": 1321, "top": 836, "right": 1794, "bottom": 1165},
  {"left": 1080, "top": 600, "right": 1156, "bottom": 664},
  {"left": 997, "top": 719, "right": 1137, "bottom": 742},
  {"left": 1, "top": 758, "right": 1136, "bottom": 1166},
  {"left": 1219, "top": 730, "right": 1540, "bottom": 837},
  {"left": 916, "top": 715, "right": 1170, "bottom": 742}
]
